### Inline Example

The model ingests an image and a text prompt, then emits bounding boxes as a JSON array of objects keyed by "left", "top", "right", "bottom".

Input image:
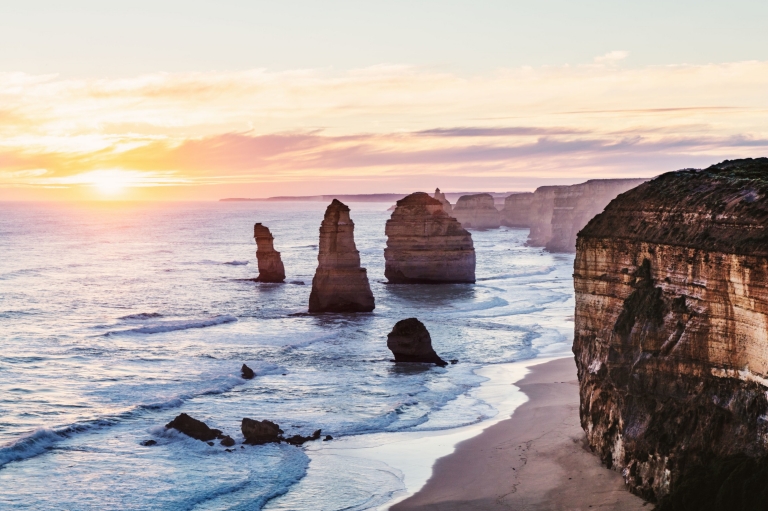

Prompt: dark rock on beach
[
  {"left": 284, "top": 429, "right": 322, "bottom": 446},
  {"left": 166, "top": 413, "right": 223, "bottom": 442},
  {"left": 387, "top": 318, "right": 447, "bottom": 366},
  {"left": 242, "top": 418, "right": 283, "bottom": 445},
  {"left": 241, "top": 363, "right": 255, "bottom": 379}
]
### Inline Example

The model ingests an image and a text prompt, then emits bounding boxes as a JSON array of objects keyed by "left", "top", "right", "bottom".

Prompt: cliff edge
[{"left": 573, "top": 158, "right": 768, "bottom": 505}]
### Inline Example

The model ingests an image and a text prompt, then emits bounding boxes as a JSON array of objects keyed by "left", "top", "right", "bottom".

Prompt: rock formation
[
  {"left": 166, "top": 413, "right": 223, "bottom": 442},
  {"left": 241, "top": 364, "right": 255, "bottom": 379},
  {"left": 242, "top": 418, "right": 283, "bottom": 444},
  {"left": 433, "top": 188, "right": 453, "bottom": 216},
  {"left": 387, "top": 318, "right": 447, "bottom": 366},
  {"left": 308, "top": 199, "right": 375, "bottom": 312},
  {"left": 384, "top": 192, "right": 475, "bottom": 283},
  {"left": 253, "top": 223, "right": 286, "bottom": 282},
  {"left": 452, "top": 193, "right": 501, "bottom": 229},
  {"left": 572, "top": 158, "right": 768, "bottom": 504},
  {"left": 501, "top": 192, "right": 534, "bottom": 227}
]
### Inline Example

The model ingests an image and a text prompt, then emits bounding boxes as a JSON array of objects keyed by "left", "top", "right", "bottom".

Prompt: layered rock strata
[
  {"left": 308, "top": 199, "right": 375, "bottom": 312},
  {"left": 387, "top": 318, "right": 447, "bottom": 366},
  {"left": 433, "top": 188, "right": 453, "bottom": 216},
  {"left": 501, "top": 192, "right": 534, "bottom": 227},
  {"left": 572, "top": 158, "right": 768, "bottom": 503},
  {"left": 452, "top": 193, "right": 501, "bottom": 229},
  {"left": 384, "top": 192, "right": 475, "bottom": 283},
  {"left": 253, "top": 223, "right": 286, "bottom": 282}
]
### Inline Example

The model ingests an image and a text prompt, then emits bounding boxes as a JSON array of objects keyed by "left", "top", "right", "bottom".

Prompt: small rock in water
[
  {"left": 284, "top": 429, "right": 322, "bottom": 446},
  {"left": 324, "top": 435, "right": 333, "bottom": 441},
  {"left": 166, "top": 413, "right": 223, "bottom": 442},
  {"left": 207, "top": 441, "right": 214, "bottom": 446},
  {"left": 140, "top": 439, "right": 157, "bottom": 446},
  {"left": 220, "top": 435, "right": 235, "bottom": 447},
  {"left": 242, "top": 418, "right": 283, "bottom": 445},
  {"left": 450, "top": 359, "right": 459, "bottom": 364},
  {"left": 387, "top": 318, "right": 447, "bottom": 366},
  {"left": 241, "top": 364, "right": 255, "bottom": 379}
]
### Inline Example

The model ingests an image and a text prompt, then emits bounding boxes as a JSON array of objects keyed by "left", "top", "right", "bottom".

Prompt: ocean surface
[{"left": 0, "top": 201, "right": 575, "bottom": 510}]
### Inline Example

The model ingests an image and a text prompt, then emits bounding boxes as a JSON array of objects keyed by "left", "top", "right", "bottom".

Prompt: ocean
[{"left": 0, "top": 200, "right": 574, "bottom": 510}]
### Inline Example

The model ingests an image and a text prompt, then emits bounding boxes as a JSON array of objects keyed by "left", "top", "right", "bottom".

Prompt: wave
[
  {"left": 107, "top": 315, "right": 237, "bottom": 335},
  {"left": 119, "top": 312, "right": 163, "bottom": 320},
  {"left": 223, "top": 260, "right": 249, "bottom": 266}
]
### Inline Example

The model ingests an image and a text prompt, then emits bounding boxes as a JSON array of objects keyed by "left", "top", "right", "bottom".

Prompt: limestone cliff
[
  {"left": 452, "top": 193, "right": 500, "bottom": 229},
  {"left": 253, "top": 223, "right": 286, "bottom": 282},
  {"left": 384, "top": 192, "right": 475, "bottom": 283},
  {"left": 527, "top": 186, "right": 561, "bottom": 246},
  {"left": 572, "top": 158, "right": 768, "bottom": 503},
  {"left": 501, "top": 192, "right": 534, "bottom": 227},
  {"left": 433, "top": 188, "right": 453, "bottom": 216},
  {"left": 309, "top": 199, "right": 375, "bottom": 312}
]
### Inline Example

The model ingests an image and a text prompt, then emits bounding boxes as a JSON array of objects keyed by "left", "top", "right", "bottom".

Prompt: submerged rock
[
  {"left": 166, "top": 413, "right": 223, "bottom": 442},
  {"left": 452, "top": 193, "right": 500, "bottom": 229},
  {"left": 433, "top": 188, "right": 453, "bottom": 216},
  {"left": 140, "top": 439, "right": 157, "bottom": 446},
  {"left": 253, "top": 223, "right": 286, "bottom": 282},
  {"left": 220, "top": 435, "right": 235, "bottom": 447},
  {"left": 308, "top": 199, "right": 375, "bottom": 313},
  {"left": 384, "top": 192, "right": 475, "bottom": 283},
  {"left": 573, "top": 158, "right": 768, "bottom": 503},
  {"left": 241, "top": 363, "right": 255, "bottom": 379},
  {"left": 241, "top": 418, "right": 283, "bottom": 445},
  {"left": 387, "top": 318, "right": 447, "bottom": 366}
]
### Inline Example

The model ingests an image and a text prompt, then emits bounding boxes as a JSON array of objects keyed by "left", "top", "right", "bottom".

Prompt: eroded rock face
[
  {"left": 308, "top": 199, "right": 375, "bottom": 312},
  {"left": 433, "top": 188, "right": 453, "bottom": 216},
  {"left": 387, "top": 318, "right": 447, "bottom": 366},
  {"left": 452, "top": 193, "right": 500, "bottom": 229},
  {"left": 501, "top": 192, "right": 534, "bottom": 227},
  {"left": 384, "top": 192, "right": 475, "bottom": 283},
  {"left": 253, "top": 223, "right": 286, "bottom": 282},
  {"left": 573, "top": 158, "right": 768, "bottom": 502}
]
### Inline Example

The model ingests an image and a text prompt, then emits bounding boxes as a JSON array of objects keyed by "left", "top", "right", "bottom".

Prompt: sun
[{"left": 85, "top": 169, "right": 136, "bottom": 196}]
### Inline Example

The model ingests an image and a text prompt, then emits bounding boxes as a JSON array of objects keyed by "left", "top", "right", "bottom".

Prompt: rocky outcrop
[
  {"left": 166, "top": 413, "right": 223, "bottom": 442},
  {"left": 547, "top": 179, "right": 648, "bottom": 252},
  {"left": 572, "top": 158, "right": 768, "bottom": 503},
  {"left": 452, "top": 193, "right": 501, "bottom": 229},
  {"left": 501, "top": 192, "right": 534, "bottom": 227},
  {"left": 387, "top": 318, "right": 447, "bottom": 366},
  {"left": 384, "top": 192, "right": 475, "bottom": 283},
  {"left": 241, "top": 364, "right": 255, "bottom": 379},
  {"left": 253, "top": 223, "right": 286, "bottom": 282},
  {"left": 308, "top": 199, "right": 375, "bottom": 312},
  {"left": 433, "top": 188, "right": 453, "bottom": 216},
  {"left": 242, "top": 418, "right": 283, "bottom": 444}
]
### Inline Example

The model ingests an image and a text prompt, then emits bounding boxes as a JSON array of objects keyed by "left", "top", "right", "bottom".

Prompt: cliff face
[
  {"left": 384, "top": 192, "right": 475, "bottom": 283},
  {"left": 309, "top": 199, "right": 375, "bottom": 312},
  {"left": 527, "top": 186, "right": 561, "bottom": 246},
  {"left": 501, "top": 192, "right": 534, "bottom": 227},
  {"left": 253, "top": 223, "right": 286, "bottom": 282},
  {"left": 433, "top": 188, "right": 453, "bottom": 216},
  {"left": 572, "top": 158, "right": 768, "bottom": 502},
  {"left": 452, "top": 193, "right": 501, "bottom": 229}
]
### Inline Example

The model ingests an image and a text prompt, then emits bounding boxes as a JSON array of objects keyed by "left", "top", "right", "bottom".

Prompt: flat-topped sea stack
[
  {"left": 501, "top": 192, "right": 534, "bottom": 227},
  {"left": 308, "top": 199, "right": 375, "bottom": 313},
  {"left": 432, "top": 188, "right": 453, "bottom": 216},
  {"left": 572, "top": 158, "right": 768, "bottom": 505},
  {"left": 385, "top": 192, "right": 475, "bottom": 283},
  {"left": 452, "top": 193, "right": 500, "bottom": 229},
  {"left": 253, "top": 223, "right": 286, "bottom": 282}
]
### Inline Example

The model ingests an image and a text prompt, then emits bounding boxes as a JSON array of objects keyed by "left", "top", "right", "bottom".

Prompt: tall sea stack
[
  {"left": 452, "top": 193, "right": 501, "bottom": 229},
  {"left": 572, "top": 158, "right": 768, "bottom": 504},
  {"left": 384, "top": 192, "right": 475, "bottom": 283},
  {"left": 253, "top": 223, "right": 286, "bottom": 283},
  {"left": 308, "top": 199, "right": 375, "bottom": 313},
  {"left": 433, "top": 188, "right": 453, "bottom": 216}
]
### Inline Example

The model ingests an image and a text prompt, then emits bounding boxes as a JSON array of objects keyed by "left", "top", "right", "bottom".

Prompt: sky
[{"left": 1, "top": 0, "right": 767, "bottom": 200}]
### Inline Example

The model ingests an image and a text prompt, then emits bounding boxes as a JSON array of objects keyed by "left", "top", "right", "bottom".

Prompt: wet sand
[{"left": 391, "top": 357, "right": 648, "bottom": 510}]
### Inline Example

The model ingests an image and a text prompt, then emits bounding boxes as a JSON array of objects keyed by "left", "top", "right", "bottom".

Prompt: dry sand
[{"left": 391, "top": 357, "right": 649, "bottom": 511}]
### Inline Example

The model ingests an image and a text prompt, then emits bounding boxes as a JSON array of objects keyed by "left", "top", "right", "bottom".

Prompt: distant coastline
[{"left": 220, "top": 192, "right": 520, "bottom": 203}]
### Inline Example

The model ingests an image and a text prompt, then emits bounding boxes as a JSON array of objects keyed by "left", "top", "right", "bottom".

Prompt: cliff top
[
  {"left": 454, "top": 193, "right": 496, "bottom": 209},
  {"left": 395, "top": 192, "right": 443, "bottom": 207},
  {"left": 579, "top": 158, "right": 768, "bottom": 256}
]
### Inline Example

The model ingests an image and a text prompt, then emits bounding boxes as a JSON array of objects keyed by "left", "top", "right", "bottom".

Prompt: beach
[{"left": 392, "top": 357, "right": 647, "bottom": 510}]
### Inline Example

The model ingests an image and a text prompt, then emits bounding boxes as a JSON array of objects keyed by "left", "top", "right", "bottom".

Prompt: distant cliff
[
  {"left": 500, "top": 192, "right": 534, "bottom": 227},
  {"left": 452, "top": 193, "right": 501, "bottom": 229},
  {"left": 572, "top": 158, "right": 768, "bottom": 505}
]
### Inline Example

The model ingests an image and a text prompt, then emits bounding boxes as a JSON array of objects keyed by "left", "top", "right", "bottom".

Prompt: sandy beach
[{"left": 391, "top": 357, "right": 648, "bottom": 511}]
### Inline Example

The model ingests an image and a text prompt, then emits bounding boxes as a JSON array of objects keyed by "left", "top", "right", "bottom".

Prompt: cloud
[{"left": 594, "top": 51, "right": 629, "bottom": 64}]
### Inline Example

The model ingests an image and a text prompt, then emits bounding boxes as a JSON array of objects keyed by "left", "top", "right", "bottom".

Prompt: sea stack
[
  {"left": 387, "top": 318, "right": 446, "bottom": 366},
  {"left": 452, "top": 193, "right": 501, "bottom": 229},
  {"left": 432, "top": 188, "right": 453, "bottom": 215},
  {"left": 384, "top": 192, "right": 475, "bottom": 283},
  {"left": 253, "top": 223, "right": 286, "bottom": 282},
  {"left": 308, "top": 199, "right": 375, "bottom": 313},
  {"left": 573, "top": 159, "right": 768, "bottom": 503},
  {"left": 501, "top": 192, "right": 534, "bottom": 227}
]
